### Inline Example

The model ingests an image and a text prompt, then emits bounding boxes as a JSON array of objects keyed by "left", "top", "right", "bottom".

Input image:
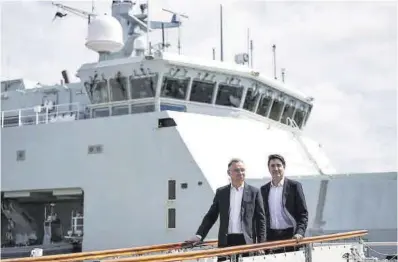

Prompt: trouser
[
  {"left": 217, "top": 234, "right": 249, "bottom": 262},
  {"left": 266, "top": 227, "right": 298, "bottom": 253}
]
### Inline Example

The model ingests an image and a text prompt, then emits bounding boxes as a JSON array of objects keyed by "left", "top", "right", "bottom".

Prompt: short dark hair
[
  {"left": 268, "top": 154, "right": 286, "bottom": 167},
  {"left": 227, "top": 158, "right": 244, "bottom": 168}
]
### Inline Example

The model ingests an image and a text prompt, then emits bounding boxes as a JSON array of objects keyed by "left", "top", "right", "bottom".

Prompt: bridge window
[
  {"left": 111, "top": 106, "right": 129, "bottom": 116},
  {"left": 160, "top": 104, "right": 186, "bottom": 112},
  {"left": 281, "top": 101, "right": 295, "bottom": 125},
  {"left": 243, "top": 87, "right": 261, "bottom": 112},
  {"left": 92, "top": 108, "right": 110, "bottom": 118},
  {"left": 294, "top": 110, "right": 305, "bottom": 128},
  {"left": 131, "top": 103, "right": 155, "bottom": 114},
  {"left": 87, "top": 80, "right": 108, "bottom": 104},
  {"left": 189, "top": 80, "right": 214, "bottom": 103},
  {"left": 269, "top": 99, "right": 284, "bottom": 121},
  {"left": 256, "top": 94, "right": 272, "bottom": 117},
  {"left": 110, "top": 76, "right": 128, "bottom": 102},
  {"left": 161, "top": 77, "right": 189, "bottom": 100},
  {"left": 215, "top": 84, "right": 243, "bottom": 107},
  {"left": 130, "top": 74, "right": 158, "bottom": 99},
  {"left": 303, "top": 105, "right": 312, "bottom": 127}
]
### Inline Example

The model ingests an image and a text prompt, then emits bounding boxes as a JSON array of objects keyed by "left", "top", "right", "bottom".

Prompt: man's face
[
  {"left": 228, "top": 161, "right": 245, "bottom": 186},
  {"left": 268, "top": 158, "right": 285, "bottom": 180}
]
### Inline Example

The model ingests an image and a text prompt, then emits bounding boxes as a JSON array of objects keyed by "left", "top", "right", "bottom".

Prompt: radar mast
[{"left": 52, "top": 0, "right": 186, "bottom": 61}]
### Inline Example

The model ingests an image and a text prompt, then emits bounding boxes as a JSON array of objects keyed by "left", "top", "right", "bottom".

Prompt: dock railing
[{"left": 1, "top": 230, "right": 368, "bottom": 262}]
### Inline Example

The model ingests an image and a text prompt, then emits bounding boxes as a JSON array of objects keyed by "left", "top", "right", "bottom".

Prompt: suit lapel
[
  {"left": 264, "top": 183, "right": 271, "bottom": 210},
  {"left": 240, "top": 183, "right": 251, "bottom": 217},
  {"left": 224, "top": 185, "right": 231, "bottom": 216},
  {"left": 282, "top": 178, "right": 289, "bottom": 205}
]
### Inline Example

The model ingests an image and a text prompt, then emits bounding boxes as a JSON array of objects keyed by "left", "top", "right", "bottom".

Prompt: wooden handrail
[
  {"left": 108, "top": 230, "right": 368, "bottom": 262},
  {"left": 1, "top": 240, "right": 217, "bottom": 262},
  {"left": 1, "top": 230, "right": 367, "bottom": 262}
]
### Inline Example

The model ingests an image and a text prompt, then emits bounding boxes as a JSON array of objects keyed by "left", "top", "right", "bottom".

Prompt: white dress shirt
[
  {"left": 228, "top": 183, "right": 244, "bottom": 234},
  {"left": 268, "top": 178, "right": 293, "bottom": 230}
]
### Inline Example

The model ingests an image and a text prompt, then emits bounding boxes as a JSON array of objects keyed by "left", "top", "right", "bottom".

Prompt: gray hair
[{"left": 227, "top": 158, "right": 244, "bottom": 168}]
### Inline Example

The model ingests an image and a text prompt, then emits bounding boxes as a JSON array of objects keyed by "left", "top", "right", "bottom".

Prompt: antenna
[
  {"left": 162, "top": 9, "right": 189, "bottom": 55},
  {"left": 220, "top": 4, "right": 224, "bottom": 62},
  {"left": 281, "top": 68, "right": 286, "bottom": 83},
  {"left": 272, "top": 44, "right": 277, "bottom": 80},
  {"left": 161, "top": 23, "right": 165, "bottom": 51},
  {"left": 250, "top": 40, "right": 253, "bottom": 68},
  {"left": 247, "top": 28, "right": 250, "bottom": 67},
  {"left": 147, "top": 0, "right": 151, "bottom": 55}
]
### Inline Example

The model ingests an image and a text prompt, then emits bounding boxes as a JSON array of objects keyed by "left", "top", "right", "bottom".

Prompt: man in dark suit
[
  {"left": 186, "top": 158, "right": 267, "bottom": 261},
  {"left": 260, "top": 154, "right": 308, "bottom": 252}
]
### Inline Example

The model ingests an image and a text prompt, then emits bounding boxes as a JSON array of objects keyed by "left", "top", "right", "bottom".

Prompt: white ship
[{"left": 1, "top": 1, "right": 396, "bottom": 261}]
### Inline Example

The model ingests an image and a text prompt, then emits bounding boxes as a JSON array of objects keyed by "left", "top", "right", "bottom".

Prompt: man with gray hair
[{"left": 186, "top": 158, "right": 267, "bottom": 261}]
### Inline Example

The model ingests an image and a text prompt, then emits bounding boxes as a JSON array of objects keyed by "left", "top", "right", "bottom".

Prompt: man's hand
[
  {"left": 292, "top": 234, "right": 303, "bottom": 242},
  {"left": 185, "top": 235, "right": 201, "bottom": 244}
]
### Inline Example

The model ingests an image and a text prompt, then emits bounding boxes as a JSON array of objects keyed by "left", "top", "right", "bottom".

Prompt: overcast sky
[{"left": 1, "top": 0, "right": 397, "bottom": 173}]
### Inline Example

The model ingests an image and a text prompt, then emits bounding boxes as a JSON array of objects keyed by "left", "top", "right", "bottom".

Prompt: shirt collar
[
  {"left": 271, "top": 177, "right": 285, "bottom": 188},
  {"left": 231, "top": 182, "right": 245, "bottom": 191}
]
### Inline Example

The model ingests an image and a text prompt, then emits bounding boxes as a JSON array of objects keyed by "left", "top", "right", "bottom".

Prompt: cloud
[{"left": 0, "top": 0, "right": 396, "bottom": 173}]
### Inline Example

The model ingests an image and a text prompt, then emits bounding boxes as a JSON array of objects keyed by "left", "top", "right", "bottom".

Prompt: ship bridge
[
  {"left": 73, "top": 51, "right": 314, "bottom": 131},
  {"left": 0, "top": 52, "right": 314, "bottom": 132}
]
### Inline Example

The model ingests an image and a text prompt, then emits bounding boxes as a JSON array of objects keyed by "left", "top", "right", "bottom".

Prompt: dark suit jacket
[
  {"left": 196, "top": 183, "right": 267, "bottom": 247},
  {"left": 260, "top": 178, "right": 308, "bottom": 237}
]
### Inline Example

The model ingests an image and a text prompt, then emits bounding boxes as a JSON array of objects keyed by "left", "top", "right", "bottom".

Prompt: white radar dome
[{"left": 85, "top": 15, "right": 124, "bottom": 53}]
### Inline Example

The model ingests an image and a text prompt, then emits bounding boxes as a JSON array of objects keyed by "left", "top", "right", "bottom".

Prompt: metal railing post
[{"left": 305, "top": 243, "right": 313, "bottom": 262}]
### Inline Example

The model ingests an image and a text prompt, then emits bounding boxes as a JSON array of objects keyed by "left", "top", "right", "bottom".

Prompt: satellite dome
[{"left": 85, "top": 15, "right": 124, "bottom": 53}]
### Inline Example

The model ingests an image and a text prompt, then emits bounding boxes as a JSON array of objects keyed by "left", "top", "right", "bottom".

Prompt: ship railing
[
  {"left": 0, "top": 230, "right": 369, "bottom": 262},
  {"left": 0, "top": 99, "right": 157, "bottom": 128},
  {"left": 1, "top": 239, "right": 217, "bottom": 262},
  {"left": 0, "top": 102, "right": 84, "bottom": 128}
]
